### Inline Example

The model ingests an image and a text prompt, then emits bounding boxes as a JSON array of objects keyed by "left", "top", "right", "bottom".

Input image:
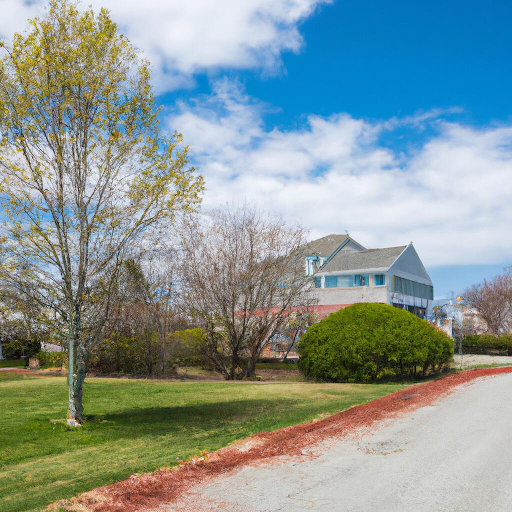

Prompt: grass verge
[{"left": 0, "top": 373, "right": 405, "bottom": 511}]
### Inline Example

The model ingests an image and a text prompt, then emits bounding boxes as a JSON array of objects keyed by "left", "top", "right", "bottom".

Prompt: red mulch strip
[{"left": 57, "top": 367, "right": 512, "bottom": 512}]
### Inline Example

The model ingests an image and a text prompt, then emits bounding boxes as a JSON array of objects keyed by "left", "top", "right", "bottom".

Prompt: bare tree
[
  {"left": 0, "top": 1, "right": 202, "bottom": 424},
  {"left": 463, "top": 269, "right": 512, "bottom": 335},
  {"left": 179, "top": 205, "right": 316, "bottom": 379},
  {"left": 107, "top": 250, "right": 187, "bottom": 377}
]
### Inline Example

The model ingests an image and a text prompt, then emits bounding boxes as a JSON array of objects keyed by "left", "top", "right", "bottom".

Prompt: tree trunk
[
  {"left": 245, "top": 357, "right": 256, "bottom": 378},
  {"left": 282, "top": 329, "right": 300, "bottom": 363},
  {"left": 67, "top": 319, "right": 77, "bottom": 425},
  {"left": 229, "top": 352, "right": 239, "bottom": 380},
  {"left": 73, "top": 344, "right": 87, "bottom": 421},
  {"left": 67, "top": 308, "right": 86, "bottom": 426}
]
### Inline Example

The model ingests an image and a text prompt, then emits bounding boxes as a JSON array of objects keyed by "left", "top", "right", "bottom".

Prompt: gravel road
[{"left": 168, "top": 372, "right": 512, "bottom": 512}]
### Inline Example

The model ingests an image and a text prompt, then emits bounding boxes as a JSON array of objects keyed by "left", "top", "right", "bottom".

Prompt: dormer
[{"left": 301, "top": 234, "right": 366, "bottom": 276}]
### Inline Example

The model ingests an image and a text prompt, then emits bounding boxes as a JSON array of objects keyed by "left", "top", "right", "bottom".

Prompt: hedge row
[
  {"left": 36, "top": 351, "right": 67, "bottom": 367},
  {"left": 298, "top": 303, "right": 453, "bottom": 383},
  {"left": 462, "top": 334, "right": 512, "bottom": 356}
]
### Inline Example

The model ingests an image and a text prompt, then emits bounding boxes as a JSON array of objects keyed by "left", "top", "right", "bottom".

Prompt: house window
[
  {"left": 374, "top": 274, "right": 386, "bottom": 286},
  {"left": 306, "top": 256, "right": 320, "bottom": 276},
  {"left": 393, "top": 276, "right": 434, "bottom": 300},
  {"left": 338, "top": 275, "right": 354, "bottom": 287},
  {"left": 325, "top": 276, "right": 338, "bottom": 288},
  {"left": 314, "top": 277, "right": 322, "bottom": 288},
  {"left": 354, "top": 274, "right": 369, "bottom": 287}
]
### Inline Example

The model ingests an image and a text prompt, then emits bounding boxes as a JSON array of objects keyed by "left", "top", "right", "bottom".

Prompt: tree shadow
[{"left": 85, "top": 398, "right": 295, "bottom": 439}]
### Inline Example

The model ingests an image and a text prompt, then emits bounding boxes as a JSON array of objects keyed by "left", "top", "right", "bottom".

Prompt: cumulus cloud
[
  {"left": 168, "top": 82, "right": 512, "bottom": 267},
  {"left": 0, "top": 0, "right": 329, "bottom": 90}
]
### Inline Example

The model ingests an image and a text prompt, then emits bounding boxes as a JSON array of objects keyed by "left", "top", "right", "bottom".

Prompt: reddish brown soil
[{"left": 54, "top": 367, "right": 512, "bottom": 512}]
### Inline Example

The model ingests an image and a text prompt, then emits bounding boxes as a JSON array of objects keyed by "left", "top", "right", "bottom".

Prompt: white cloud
[
  {"left": 168, "top": 82, "right": 512, "bottom": 267},
  {"left": 0, "top": 0, "right": 329, "bottom": 90}
]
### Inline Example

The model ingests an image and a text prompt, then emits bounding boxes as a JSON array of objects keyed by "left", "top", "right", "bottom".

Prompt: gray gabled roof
[
  {"left": 300, "top": 234, "right": 350, "bottom": 258},
  {"left": 318, "top": 245, "right": 407, "bottom": 273}
]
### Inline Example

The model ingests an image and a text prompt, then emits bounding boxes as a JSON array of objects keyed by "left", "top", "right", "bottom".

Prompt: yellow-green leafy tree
[{"left": 0, "top": 0, "right": 203, "bottom": 425}]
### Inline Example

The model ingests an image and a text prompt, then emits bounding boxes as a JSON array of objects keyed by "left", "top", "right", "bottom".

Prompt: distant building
[
  {"left": 308, "top": 235, "right": 433, "bottom": 319},
  {"left": 262, "top": 234, "right": 434, "bottom": 359},
  {"left": 41, "top": 342, "right": 64, "bottom": 353}
]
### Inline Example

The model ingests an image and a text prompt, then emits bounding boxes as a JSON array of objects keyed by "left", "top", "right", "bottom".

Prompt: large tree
[
  {"left": 180, "top": 205, "right": 316, "bottom": 380},
  {"left": 0, "top": 0, "right": 203, "bottom": 424}
]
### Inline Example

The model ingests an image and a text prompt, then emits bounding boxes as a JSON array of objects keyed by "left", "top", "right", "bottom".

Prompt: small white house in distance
[{"left": 306, "top": 235, "right": 433, "bottom": 318}]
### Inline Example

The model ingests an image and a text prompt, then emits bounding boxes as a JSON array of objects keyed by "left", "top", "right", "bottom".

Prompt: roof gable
[
  {"left": 301, "top": 234, "right": 349, "bottom": 258},
  {"left": 318, "top": 245, "right": 407, "bottom": 273},
  {"left": 301, "top": 234, "right": 366, "bottom": 259},
  {"left": 389, "top": 244, "right": 432, "bottom": 282}
]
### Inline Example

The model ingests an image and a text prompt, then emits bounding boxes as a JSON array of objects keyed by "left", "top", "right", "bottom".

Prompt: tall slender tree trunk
[
  {"left": 73, "top": 344, "right": 87, "bottom": 420},
  {"left": 67, "top": 319, "right": 77, "bottom": 425},
  {"left": 67, "top": 306, "right": 86, "bottom": 426}
]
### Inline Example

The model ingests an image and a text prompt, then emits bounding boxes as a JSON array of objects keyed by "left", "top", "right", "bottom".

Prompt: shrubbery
[
  {"left": 88, "top": 328, "right": 207, "bottom": 376},
  {"left": 462, "top": 334, "right": 512, "bottom": 356},
  {"left": 298, "top": 303, "right": 453, "bottom": 382},
  {"left": 2, "top": 338, "right": 41, "bottom": 360},
  {"left": 36, "top": 351, "right": 67, "bottom": 368}
]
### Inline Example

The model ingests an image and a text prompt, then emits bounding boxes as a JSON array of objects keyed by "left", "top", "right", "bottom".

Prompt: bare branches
[
  {"left": 179, "top": 204, "right": 316, "bottom": 379},
  {"left": 463, "top": 269, "right": 512, "bottom": 335}
]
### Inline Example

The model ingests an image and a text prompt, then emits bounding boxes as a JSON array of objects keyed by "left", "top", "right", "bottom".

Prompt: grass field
[{"left": 0, "top": 372, "right": 406, "bottom": 512}]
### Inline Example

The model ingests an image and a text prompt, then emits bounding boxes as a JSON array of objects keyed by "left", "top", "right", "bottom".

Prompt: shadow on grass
[{"left": 86, "top": 398, "right": 302, "bottom": 437}]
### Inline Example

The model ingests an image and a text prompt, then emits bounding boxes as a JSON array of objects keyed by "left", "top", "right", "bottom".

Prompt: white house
[{"left": 305, "top": 235, "right": 433, "bottom": 318}]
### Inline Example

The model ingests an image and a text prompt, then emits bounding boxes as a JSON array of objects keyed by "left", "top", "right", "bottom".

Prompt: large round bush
[{"left": 298, "top": 303, "right": 453, "bottom": 382}]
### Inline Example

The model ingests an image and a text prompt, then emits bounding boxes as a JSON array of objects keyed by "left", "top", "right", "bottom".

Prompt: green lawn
[{"left": 0, "top": 372, "right": 405, "bottom": 512}]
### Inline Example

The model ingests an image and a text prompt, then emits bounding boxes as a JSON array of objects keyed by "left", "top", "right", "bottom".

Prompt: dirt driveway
[{"left": 159, "top": 371, "right": 512, "bottom": 512}]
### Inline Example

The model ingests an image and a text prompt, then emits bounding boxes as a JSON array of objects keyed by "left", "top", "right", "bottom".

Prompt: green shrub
[
  {"left": 298, "top": 303, "right": 453, "bottom": 382},
  {"left": 2, "top": 338, "right": 41, "bottom": 359},
  {"left": 88, "top": 328, "right": 209, "bottom": 376},
  {"left": 36, "top": 351, "right": 67, "bottom": 368},
  {"left": 462, "top": 334, "right": 512, "bottom": 356}
]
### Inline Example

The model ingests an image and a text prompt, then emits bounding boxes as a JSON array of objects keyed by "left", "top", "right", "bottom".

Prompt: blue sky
[
  {"left": 250, "top": 0, "right": 512, "bottom": 127},
  {"left": 165, "top": 0, "right": 512, "bottom": 128},
  {"left": 2, "top": 0, "right": 512, "bottom": 298}
]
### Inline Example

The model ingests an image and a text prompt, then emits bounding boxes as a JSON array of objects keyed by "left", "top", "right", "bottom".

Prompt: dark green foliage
[
  {"left": 462, "top": 334, "right": 512, "bottom": 356},
  {"left": 89, "top": 334, "right": 154, "bottom": 376},
  {"left": 88, "top": 328, "right": 207, "bottom": 376},
  {"left": 36, "top": 351, "right": 67, "bottom": 368},
  {"left": 1, "top": 337, "right": 40, "bottom": 360},
  {"left": 298, "top": 303, "right": 453, "bottom": 382}
]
